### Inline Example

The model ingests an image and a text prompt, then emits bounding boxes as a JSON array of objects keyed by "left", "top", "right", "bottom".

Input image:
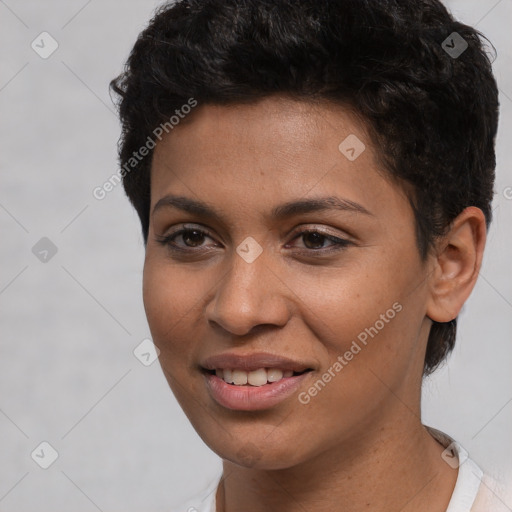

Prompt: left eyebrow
[
  {"left": 270, "top": 196, "right": 373, "bottom": 219},
  {"left": 152, "top": 194, "right": 373, "bottom": 221}
]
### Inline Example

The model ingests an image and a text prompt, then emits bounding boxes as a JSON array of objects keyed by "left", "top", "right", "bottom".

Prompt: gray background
[{"left": 0, "top": 0, "right": 511, "bottom": 510}]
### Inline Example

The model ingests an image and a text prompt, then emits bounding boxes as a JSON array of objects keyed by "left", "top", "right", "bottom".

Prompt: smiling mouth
[{"left": 203, "top": 368, "right": 312, "bottom": 386}]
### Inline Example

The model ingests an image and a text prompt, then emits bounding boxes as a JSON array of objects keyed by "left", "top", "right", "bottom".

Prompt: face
[{"left": 143, "top": 96, "right": 434, "bottom": 470}]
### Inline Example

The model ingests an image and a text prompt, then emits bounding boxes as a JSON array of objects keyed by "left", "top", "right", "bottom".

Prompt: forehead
[
  {"left": 150, "top": 96, "right": 410, "bottom": 225},
  {"left": 153, "top": 96, "right": 368, "bottom": 166}
]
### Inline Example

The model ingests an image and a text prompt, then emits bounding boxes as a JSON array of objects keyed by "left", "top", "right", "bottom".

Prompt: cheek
[
  {"left": 294, "top": 247, "right": 426, "bottom": 377},
  {"left": 142, "top": 256, "right": 211, "bottom": 414},
  {"left": 289, "top": 259, "right": 407, "bottom": 345},
  {"left": 142, "top": 255, "right": 206, "bottom": 359}
]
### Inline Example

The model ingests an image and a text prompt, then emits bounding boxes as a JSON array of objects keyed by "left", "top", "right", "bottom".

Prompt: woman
[{"left": 110, "top": 0, "right": 507, "bottom": 510}]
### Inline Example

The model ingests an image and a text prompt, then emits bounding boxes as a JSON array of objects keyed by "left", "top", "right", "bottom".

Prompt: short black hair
[{"left": 110, "top": 0, "right": 499, "bottom": 376}]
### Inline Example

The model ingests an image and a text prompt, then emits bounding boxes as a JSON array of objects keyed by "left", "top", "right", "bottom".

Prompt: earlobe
[{"left": 426, "top": 207, "right": 487, "bottom": 323}]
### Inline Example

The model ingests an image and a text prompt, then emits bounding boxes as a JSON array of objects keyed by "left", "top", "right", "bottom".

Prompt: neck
[{"left": 216, "top": 415, "right": 457, "bottom": 512}]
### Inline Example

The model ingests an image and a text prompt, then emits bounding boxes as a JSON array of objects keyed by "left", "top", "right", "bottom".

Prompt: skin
[{"left": 143, "top": 95, "right": 487, "bottom": 512}]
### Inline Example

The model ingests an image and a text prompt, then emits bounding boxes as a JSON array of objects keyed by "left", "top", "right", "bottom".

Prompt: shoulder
[
  {"left": 425, "top": 425, "right": 511, "bottom": 512},
  {"left": 472, "top": 473, "right": 512, "bottom": 512}
]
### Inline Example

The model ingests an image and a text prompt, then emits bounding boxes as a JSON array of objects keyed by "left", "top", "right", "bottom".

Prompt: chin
[{"left": 201, "top": 431, "right": 308, "bottom": 470}]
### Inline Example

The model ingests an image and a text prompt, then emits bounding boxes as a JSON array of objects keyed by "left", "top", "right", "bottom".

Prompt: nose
[{"left": 205, "top": 248, "right": 291, "bottom": 337}]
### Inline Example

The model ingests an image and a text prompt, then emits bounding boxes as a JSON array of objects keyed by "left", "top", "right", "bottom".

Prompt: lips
[{"left": 200, "top": 352, "right": 314, "bottom": 410}]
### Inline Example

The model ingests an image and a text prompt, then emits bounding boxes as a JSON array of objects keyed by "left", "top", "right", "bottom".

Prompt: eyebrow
[{"left": 152, "top": 194, "right": 373, "bottom": 221}]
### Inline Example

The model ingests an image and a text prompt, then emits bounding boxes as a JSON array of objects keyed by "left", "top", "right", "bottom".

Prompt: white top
[{"left": 173, "top": 427, "right": 510, "bottom": 512}]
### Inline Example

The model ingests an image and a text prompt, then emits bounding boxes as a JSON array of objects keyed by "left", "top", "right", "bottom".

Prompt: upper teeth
[{"left": 215, "top": 368, "right": 294, "bottom": 386}]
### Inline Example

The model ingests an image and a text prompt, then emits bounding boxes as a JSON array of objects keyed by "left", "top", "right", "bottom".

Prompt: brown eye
[
  {"left": 302, "top": 232, "right": 328, "bottom": 249},
  {"left": 155, "top": 226, "right": 218, "bottom": 251},
  {"left": 181, "top": 229, "right": 207, "bottom": 247},
  {"left": 288, "top": 229, "right": 351, "bottom": 253}
]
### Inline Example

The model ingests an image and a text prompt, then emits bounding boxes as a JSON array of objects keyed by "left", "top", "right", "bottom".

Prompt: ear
[{"left": 426, "top": 207, "right": 487, "bottom": 323}]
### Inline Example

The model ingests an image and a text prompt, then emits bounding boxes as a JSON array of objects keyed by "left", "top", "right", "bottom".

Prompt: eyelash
[{"left": 155, "top": 225, "right": 351, "bottom": 255}]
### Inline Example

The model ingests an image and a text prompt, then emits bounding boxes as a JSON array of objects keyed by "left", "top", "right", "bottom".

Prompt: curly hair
[{"left": 110, "top": 0, "right": 499, "bottom": 376}]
